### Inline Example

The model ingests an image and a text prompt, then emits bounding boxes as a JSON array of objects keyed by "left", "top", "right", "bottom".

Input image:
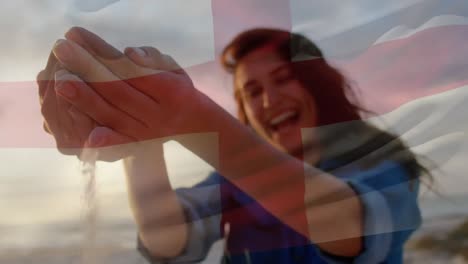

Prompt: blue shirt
[{"left": 138, "top": 160, "right": 421, "bottom": 263}]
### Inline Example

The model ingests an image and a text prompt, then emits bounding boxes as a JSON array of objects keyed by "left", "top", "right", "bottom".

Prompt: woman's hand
[
  {"left": 38, "top": 36, "right": 138, "bottom": 161},
  {"left": 37, "top": 49, "right": 96, "bottom": 156},
  {"left": 52, "top": 27, "right": 223, "bottom": 149}
]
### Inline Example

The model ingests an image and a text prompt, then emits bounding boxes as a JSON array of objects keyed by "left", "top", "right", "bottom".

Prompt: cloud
[
  {"left": 0, "top": 0, "right": 214, "bottom": 82},
  {"left": 291, "top": 0, "right": 424, "bottom": 40},
  {"left": 73, "top": 0, "right": 121, "bottom": 12}
]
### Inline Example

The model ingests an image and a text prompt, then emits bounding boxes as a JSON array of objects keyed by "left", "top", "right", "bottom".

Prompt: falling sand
[{"left": 80, "top": 148, "right": 99, "bottom": 264}]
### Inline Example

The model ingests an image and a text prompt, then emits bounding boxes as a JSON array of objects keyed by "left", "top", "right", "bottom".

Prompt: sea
[{"left": 1, "top": 192, "right": 467, "bottom": 263}]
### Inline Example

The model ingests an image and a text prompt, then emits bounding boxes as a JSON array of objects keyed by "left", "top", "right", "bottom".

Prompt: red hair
[
  {"left": 221, "top": 28, "right": 364, "bottom": 127},
  {"left": 221, "top": 28, "right": 431, "bottom": 185}
]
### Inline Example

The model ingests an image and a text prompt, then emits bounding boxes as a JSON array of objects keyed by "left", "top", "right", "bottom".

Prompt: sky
[
  {"left": 0, "top": 0, "right": 426, "bottom": 81},
  {"left": 291, "top": 0, "right": 424, "bottom": 40},
  {"left": 0, "top": 0, "right": 467, "bottom": 251}
]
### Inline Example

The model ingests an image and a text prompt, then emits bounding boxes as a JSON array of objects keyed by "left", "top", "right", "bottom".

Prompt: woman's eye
[
  {"left": 250, "top": 90, "right": 262, "bottom": 97},
  {"left": 247, "top": 87, "right": 262, "bottom": 98}
]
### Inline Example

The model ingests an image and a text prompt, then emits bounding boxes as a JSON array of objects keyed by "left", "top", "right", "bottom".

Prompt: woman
[{"left": 39, "top": 27, "right": 427, "bottom": 263}]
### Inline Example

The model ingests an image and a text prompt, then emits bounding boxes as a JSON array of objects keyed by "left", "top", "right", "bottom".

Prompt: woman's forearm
[
  {"left": 123, "top": 140, "right": 188, "bottom": 258},
  {"left": 186, "top": 101, "right": 363, "bottom": 256}
]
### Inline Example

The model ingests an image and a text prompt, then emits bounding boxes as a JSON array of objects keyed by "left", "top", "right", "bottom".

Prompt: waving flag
[
  {"left": 211, "top": 0, "right": 468, "bottom": 192},
  {"left": 0, "top": 0, "right": 467, "bottom": 147},
  {"left": 0, "top": 0, "right": 467, "bottom": 262},
  {"left": 209, "top": 0, "right": 468, "bottom": 258}
]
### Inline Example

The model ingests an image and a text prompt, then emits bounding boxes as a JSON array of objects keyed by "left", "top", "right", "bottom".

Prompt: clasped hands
[{"left": 38, "top": 27, "right": 219, "bottom": 161}]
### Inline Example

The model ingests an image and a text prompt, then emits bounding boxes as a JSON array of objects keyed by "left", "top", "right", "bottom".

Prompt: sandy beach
[
  {"left": 0, "top": 241, "right": 227, "bottom": 264},
  {"left": 405, "top": 214, "right": 468, "bottom": 264},
  {"left": 0, "top": 246, "right": 147, "bottom": 264},
  {"left": 2, "top": 215, "right": 468, "bottom": 264}
]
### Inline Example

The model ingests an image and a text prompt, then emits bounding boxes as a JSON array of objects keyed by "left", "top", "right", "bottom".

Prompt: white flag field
[{"left": 0, "top": 0, "right": 467, "bottom": 261}]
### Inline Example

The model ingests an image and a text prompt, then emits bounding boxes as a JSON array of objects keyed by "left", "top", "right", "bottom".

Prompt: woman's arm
[
  {"left": 186, "top": 103, "right": 363, "bottom": 256},
  {"left": 54, "top": 27, "right": 363, "bottom": 256},
  {"left": 123, "top": 140, "right": 189, "bottom": 258}
]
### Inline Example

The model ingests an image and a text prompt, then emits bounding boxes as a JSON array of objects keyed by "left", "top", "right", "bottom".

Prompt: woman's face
[{"left": 235, "top": 47, "right": 318, "bottom": 156}]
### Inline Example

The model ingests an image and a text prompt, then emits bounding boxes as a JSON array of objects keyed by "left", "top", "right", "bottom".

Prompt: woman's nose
[{"left": 262, "top": 87, "right": 280, "bottom": 109}]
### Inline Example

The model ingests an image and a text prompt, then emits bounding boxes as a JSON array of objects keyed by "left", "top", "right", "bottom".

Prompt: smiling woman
[
  {"left": 210, "top": 28, "right": 429, "bottom": 263},
  {"left": 231, "top": 46, "right": 319, "bottom": 156},
  {"left": 38, "top": 27, "right": 430, "bottom": 264}
]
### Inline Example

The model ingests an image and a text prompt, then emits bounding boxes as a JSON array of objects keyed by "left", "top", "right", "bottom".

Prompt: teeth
[{"left": 270, "top": 111, "right": 297, "bottom": 126}]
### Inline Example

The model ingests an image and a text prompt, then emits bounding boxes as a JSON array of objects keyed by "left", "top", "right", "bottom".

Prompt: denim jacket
[{"left": 138, "top": 160, "right": 421, "bottom": 263}]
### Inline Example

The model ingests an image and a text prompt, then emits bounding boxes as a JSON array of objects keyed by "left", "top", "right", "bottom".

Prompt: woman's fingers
[
  {"left": 65, "top": 27, "right": 123, "bottom": 60},
  {"left": 37, "top": 70, "right": 48, "bottom": 103},
  {"left": 55, "top": 87, "right": 75, "bottom": 143},
  {"left": 121, "top": 46, "right": 196, "bottom": 104},
  {"left": 87, "top": 126, "right": 132, "bottom": 147},
  {"left": 37, "top": 38, "right": 137, "bottom": 158},
  {"left": 37, "top": 48, "right": 64, "bottom": 107},
  {"left": 40, "top": 69, "right": 82, "bottom": 155},
  {"left": 52, "top": 28, "right": 204, "bottom": 142},
  {"left": 68, "top": 106, "right": 95, "bottom": 144},
  {"left": 54, "top": 70, "right": 148, "bottom": 139},
  {"left": 64, "top": 27, "right": 180, "bottom": 74},
  {"left": 64, "top": 27, "right": 179, "bottom": 102},
  {"left": 52, "top": 39, "right": 159, "bottom": 126},
  {"left": 53, "top": 39, "right": 113, "bottom": 82},
  {"left": 40, "top": 71, "right": 64, "bottom": 138},
  {"left": 124, "top": 46, "right": 184, "bottom": 72},
  {"left": 65, "top": 27, "right": 156, "bottom": 79},
  {"left": 86, "top": 126, "right": 137, "bottom": 162},
  {"left": 59, "top": 28, "right": 192, "bottom": 129}
]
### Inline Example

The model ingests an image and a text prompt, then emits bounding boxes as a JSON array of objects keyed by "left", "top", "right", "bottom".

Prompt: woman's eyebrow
[{"left": 269, "top": 64, "right": 290, "bottom": 76}]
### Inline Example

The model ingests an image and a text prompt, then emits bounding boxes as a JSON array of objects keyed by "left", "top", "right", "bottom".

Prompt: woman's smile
[{"left": 235, "top": 48, "right": 318, "bottom": 155}]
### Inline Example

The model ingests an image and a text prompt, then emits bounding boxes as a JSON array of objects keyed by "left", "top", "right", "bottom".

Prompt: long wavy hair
[{"left": 221, "top": 28, "right": 431, "bottom": 186}]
